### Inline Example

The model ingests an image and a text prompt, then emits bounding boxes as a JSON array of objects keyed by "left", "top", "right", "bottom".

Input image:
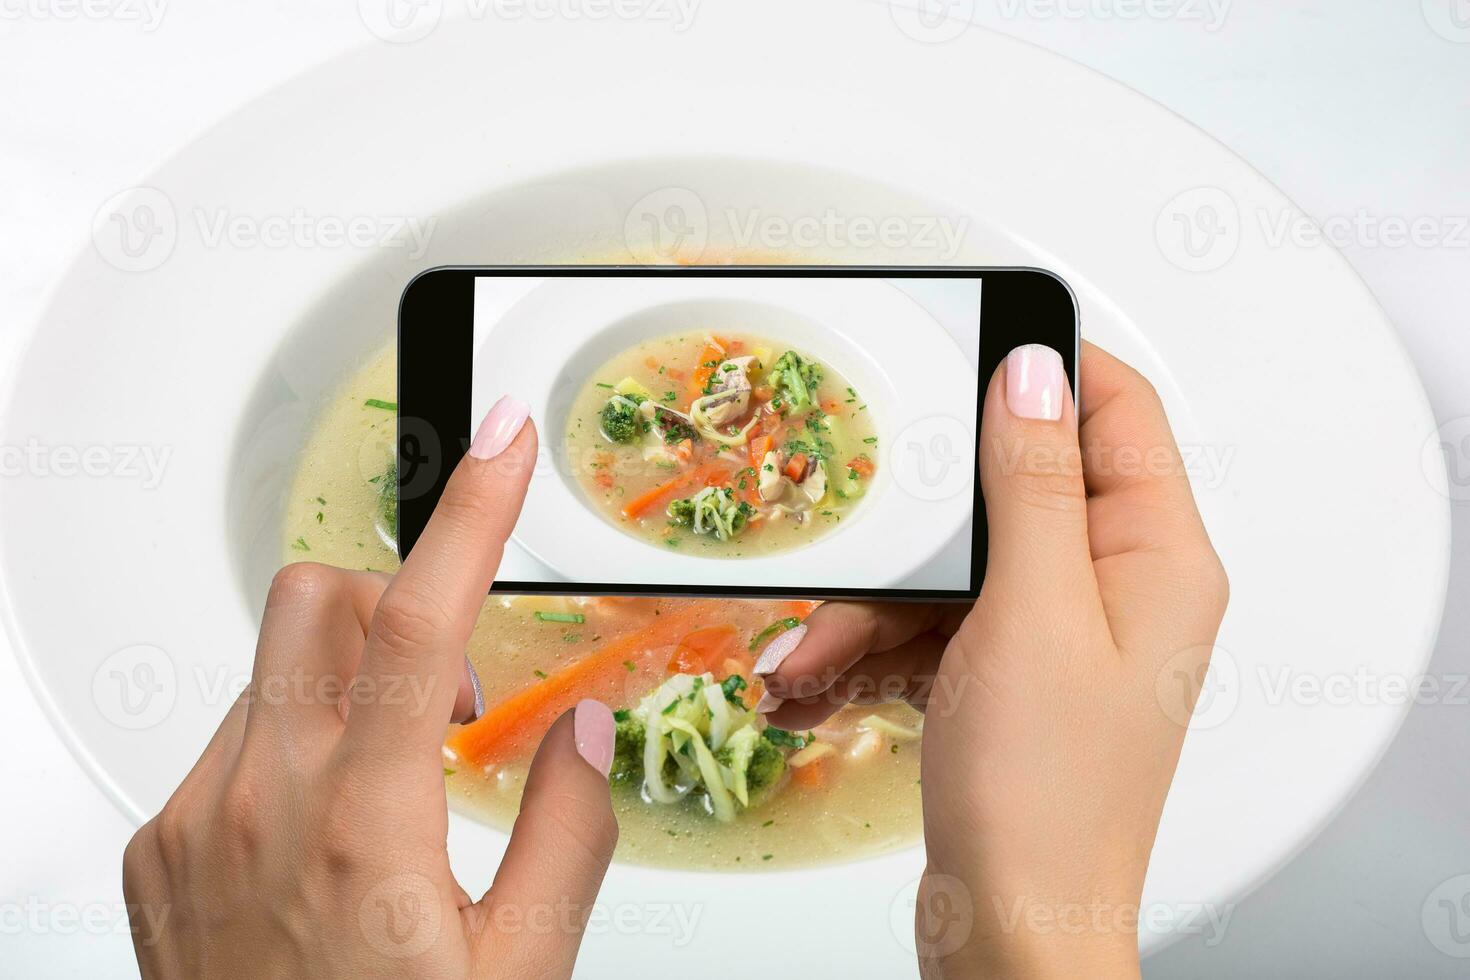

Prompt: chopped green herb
[
  {"left": 623, "top": 659, "right": 636, "bottom": 673},
  {"left": 291, "top": 537, "right": 310, "bottom": 551},
  {"left": 720, "top": 674, "right": 748, "bottom": 704},
  {"left": 749, "top": 616, "right": 801, "bottom": 651},
  {"left": 613, "top": 708, "right": 631, "bottom": 722},
  {"left": 595, "top": 382, "right": 614, "bottom": 389},
  {"left": 363, "top": 398, "right": 396, "bottom": 411},
  {"left": 762, "top": 727, "right": 812, "bottom": 750},
  {"left": 761, "top": 819, "right": 775, "bottom": 828},
  {"left": 762, "top": 854, "right": 774, "bottom": 861},
  {"left": 533, "top": 669, "right": 548, "bottom": 680},
  {"left": 443, "top": 768, "right": 456, "bottom": 776},
  {"left": 533, "top": 611, "right": 585, "bottom": 624}
]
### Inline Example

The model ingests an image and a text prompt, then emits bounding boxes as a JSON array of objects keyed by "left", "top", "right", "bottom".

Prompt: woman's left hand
[{"left": 123, "top": 398, "right": 621, "bottom": 979}]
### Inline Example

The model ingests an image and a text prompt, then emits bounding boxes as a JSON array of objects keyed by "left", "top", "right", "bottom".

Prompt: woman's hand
[
  {"left": 124, "top": 398, "right": 621, "bottom": 979},
  {"left": 756, "top": 343, "right": 1229, "bottom": 979}
]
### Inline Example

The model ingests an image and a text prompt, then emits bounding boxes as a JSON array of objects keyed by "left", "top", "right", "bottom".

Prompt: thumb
[
  {"left": 978, "top": 344, "right": 1094, "bottom": 597},
  {"left": 470, "top": 701, "right": 618, "bottom": 978}
]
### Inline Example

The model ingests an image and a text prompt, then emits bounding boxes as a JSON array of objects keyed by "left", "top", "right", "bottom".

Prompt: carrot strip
[
  {"left": 688, "top": 342, "right": 726, "bottom": 399},
  {"left": 620, "top": 461, "right": 730, "bottom": 519},
  {"left": 791, "top": 756, "right": 829, "bottom": 789},
  {"left": 784, "top": 453, "right": 808, "bottom": 481},
  {"left": 847, "top": 455, "right": 875, "bottom": 478},
  {"left": 748, "top": 435, "right": 773, "bottom": 469},
  {"left": 666, "top": 624, "right": 739, "bottom": 675},
  {"left": 446, "top": 601, "right": 726, "bottom": 767}
]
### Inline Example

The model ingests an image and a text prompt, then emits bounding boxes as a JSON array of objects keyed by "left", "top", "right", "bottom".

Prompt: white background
[{"left": 1, "top": 2, "right": 1466, "bottom": 976}]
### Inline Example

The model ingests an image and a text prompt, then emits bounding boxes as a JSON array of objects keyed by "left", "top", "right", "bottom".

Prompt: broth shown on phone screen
[{"left": 470, "top": 273, "right": 981, "bottom": 593}]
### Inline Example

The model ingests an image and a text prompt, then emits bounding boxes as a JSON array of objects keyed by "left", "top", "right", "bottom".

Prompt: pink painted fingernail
[
  {"left": 469, "top": 395, "right": 531, "bottom": 460},
  {"left": 755, "top": 692, "right": 783, "bottom": 714},
  {"left": 462, "top": 657, "right": 485, "bottom": 723},
  {"left": 573, "top": 699, "right": 614, "bottom": 778},
  {"left": 753, "top": 624, "right": 806, "bottom": 676},
  {"left": 1005, "top": 345, "right": 1064, "bottom": 421}
]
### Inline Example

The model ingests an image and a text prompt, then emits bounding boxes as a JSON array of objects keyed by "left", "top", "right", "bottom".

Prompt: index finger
[
  {"left": 346, "top": 396, "right": 536, "bottom": 762},
  {"left": 1078, "top": 341, "right": 1211, "bottom": 557}
]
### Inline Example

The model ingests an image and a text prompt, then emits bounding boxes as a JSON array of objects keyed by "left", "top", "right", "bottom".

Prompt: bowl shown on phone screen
[{"left": 472, "top": 276, "right": 977, "bottom": 591}]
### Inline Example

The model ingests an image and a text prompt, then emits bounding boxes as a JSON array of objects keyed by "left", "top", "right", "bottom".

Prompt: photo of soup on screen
[{"left": 470, "top": 274, "right": 980, "bottom": 592}]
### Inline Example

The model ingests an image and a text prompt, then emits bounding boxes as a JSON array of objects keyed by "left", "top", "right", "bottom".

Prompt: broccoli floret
[
  {"left": 611, "top": 715, "right": 646, "bottom": 782},
  {"left": 743, "top": 738, "right": 786, "bottom": 796},
  {"left": 600, "top": 394, "right": 645, "bottom": 444},
  {"left": 771, "top": 350, "right": 823, "bottom": 414},
  {"left": 666, "top": 498, "right": 696, "bottom": 526}
]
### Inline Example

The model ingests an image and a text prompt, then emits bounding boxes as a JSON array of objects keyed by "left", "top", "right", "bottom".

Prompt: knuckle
[
  {"left": 266, "top": 562, "right": 337, "bottom": 610},
  {"left": 369, "top": 588, "right": 449, "bottom": 661},
  {"left": 151, "top": 805, "right": 191, "bottom": 864},
  {"left": 1005, "top": 464, "right": 1087, "bottom": 514},
  {"left": 122, "top": 826, "right": 160, "bottom": 891}
]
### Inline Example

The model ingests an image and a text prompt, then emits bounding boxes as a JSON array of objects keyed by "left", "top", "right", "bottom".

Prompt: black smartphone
[{"left": 398, "top": 266, "right": 1077, "bottom": 601}]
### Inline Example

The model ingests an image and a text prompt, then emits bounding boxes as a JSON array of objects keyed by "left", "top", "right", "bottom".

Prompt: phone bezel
[{"left": 398, "top": 265, "right": 1078, "bottom": 601}]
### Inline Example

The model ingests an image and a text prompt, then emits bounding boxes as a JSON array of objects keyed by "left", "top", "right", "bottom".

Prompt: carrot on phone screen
[{"left": 447, "top": 600, "right": 728, "bottom": 767}]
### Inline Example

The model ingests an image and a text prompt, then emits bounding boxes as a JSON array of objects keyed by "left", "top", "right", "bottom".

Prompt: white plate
[
  {"left": 472, "top": 275, "right": 976, "bottom": 589},
  {"left": 0, "top": 2, "right": 1448, "bottom": 973}
]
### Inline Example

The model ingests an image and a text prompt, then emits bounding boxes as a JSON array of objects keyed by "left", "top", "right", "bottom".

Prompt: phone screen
[{"left": 467, "top": 272, "right": 981, "bottom": 595}]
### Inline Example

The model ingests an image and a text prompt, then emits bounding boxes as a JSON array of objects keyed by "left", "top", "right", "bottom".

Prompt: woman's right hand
[{"left": 756, "top": 342, "right": 1229, "bottom": 978}]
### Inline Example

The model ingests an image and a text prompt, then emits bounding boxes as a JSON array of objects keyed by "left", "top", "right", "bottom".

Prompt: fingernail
[
  {"left": 462, "top": 657, "right": 485, "bottom": 723},
  {"left": 1005, "top": 344, "right": 1064, "bottom": 421},
  {"left": 756, "top": 692, "right": 783, "bottom": 714},
  {"left": 469, "top": 395, "right": 531, "bottom": 460},
  {"left": 753, "top": 624, "right": 806, "bottom": 676},
  {"left": 573, "top": 699, "right": 614, "bottom": 778}
]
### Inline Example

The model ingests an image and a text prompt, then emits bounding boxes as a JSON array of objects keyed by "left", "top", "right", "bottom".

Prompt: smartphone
[{"left": 397, "top": 266, "right": 1077, "bottom": 601}]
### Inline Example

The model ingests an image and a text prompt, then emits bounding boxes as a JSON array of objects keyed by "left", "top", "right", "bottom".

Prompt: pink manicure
[
  {"left": 1005, "top": 345, "right": 1064, "bottom": 421},
  {"left": 755, "top": 691, "right": 783, "bottom": 714},
  {"left": 573, "top": 699, "right": 614, "bottom": 778},
  {"left": 469, "top": 395, "right": 531, "bottom": 460},
  {"left": 753, "top": 624, "right": 806, "bottom": 676}
]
